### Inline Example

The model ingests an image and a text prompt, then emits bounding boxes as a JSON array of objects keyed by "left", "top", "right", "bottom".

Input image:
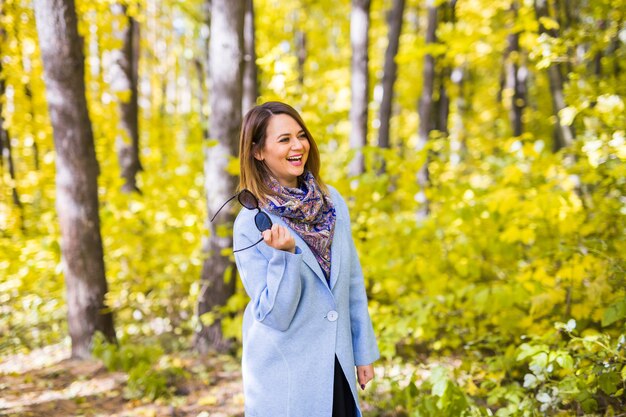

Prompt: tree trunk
[
  {"left": 349, "top": 0, "right": 370, "bottom": 177},
  {"left": 504, "top": 1, "right": 527, "bottom": 137},
  {"left": 435, "top": 66, "right": 450, "bottom": 135},
  {"left": 198, "top": 0, "right": 211, "bottom": 142},
  {"left": 555, "top": 0, "right": 576, "bottom": 74},
  {"left": 0, "top": 25, "right": 22, "bottom": 213},
  {"left": 608, "top": 19, "right": 622, "bottom": 78},
  {"left": 450, "top": 66, "right": 467, "bottom": 165},
  {"left": 295, "top": 29, "right": 306, "bottom": 86},
  {"left": 195, "top": 0, "right": 244, "bottom": 354},
  {"left": 242, "top": 0, "right": 258, "bottom": 114},
  {"left": 195, "top": 57, "right": 210, "bottom": 142},
  {"left": 434, "top": 1, "right": 454, "bottom": 136},
  {"left": 416, "top": 0, "right": 437, "bottom": 218},
  {"left": 534, "top": 0, "right": 574, "bottom": 151},
  {"left": 505, "top": 31, "right": 523, "bottom": 136},
  {"left": 10, "top": 17, "right": 40, "bottom": 171},
  {"left": 0, "top": 80, "right": 21, "bottom": 212},
  {"left": 449, "top": 0, "right": 466, "bottom": 164},
  {"left": 378, "top": 0, "right": 405, "bottom": 150},
  {"left": 111, "top": 3, "right": 142, "bottom": 194},
  {"left": 33, "top": 0, "right": 116, "bottom": 359}
]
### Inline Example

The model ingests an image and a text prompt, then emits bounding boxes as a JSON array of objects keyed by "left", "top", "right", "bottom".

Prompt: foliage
[
  {"left": 1, "top": 0, "right": 207, "bottom": 353},
  {"left": 345, "top": 134, "right": 626, "bottom": 415},
  {"left": 92, "top": 332, "right": 186, "bottom": 400}
]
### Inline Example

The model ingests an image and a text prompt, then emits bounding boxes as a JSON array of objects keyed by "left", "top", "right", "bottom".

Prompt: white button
[{"left": 326, "top": 310, "right": 338, "bottom": 322}]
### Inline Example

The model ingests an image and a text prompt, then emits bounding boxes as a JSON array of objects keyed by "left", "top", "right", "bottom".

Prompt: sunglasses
[{"left": 210, "top": 189, "right": 273, "bottom": 252}]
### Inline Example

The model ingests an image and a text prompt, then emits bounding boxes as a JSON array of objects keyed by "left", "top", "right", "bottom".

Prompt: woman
[{"left": 232, "top": 101, "right": 379, "bottom": 417}]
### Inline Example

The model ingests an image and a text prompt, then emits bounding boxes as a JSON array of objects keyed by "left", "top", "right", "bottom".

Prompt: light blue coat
[{"left": 233, "top": 186, "right": 380, "bottom": 417}]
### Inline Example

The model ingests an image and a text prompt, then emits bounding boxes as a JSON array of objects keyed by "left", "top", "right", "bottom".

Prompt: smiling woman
[{"left": 233, "top": 101, "right": 380, "bottom": 417}]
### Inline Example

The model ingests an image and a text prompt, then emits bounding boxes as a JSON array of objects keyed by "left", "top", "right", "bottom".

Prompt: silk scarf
[{"left": 263, "top": 171, "right": 336, "bottom": 280}]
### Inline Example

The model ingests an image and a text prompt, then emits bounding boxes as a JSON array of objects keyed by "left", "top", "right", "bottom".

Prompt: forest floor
[
  {"left": 0, "top": 344, "right": 388, "bottom": 417},
  {"left": 0, "top": 343, "right": 246, "bottom": 417}
]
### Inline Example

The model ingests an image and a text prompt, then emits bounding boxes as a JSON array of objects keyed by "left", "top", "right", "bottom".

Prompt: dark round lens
[
  {"left": 238, "top": 189, "right": 258, "bottom": 209},
  {"left": 255, "top": 212, "right": 272, "bottom": 231}
]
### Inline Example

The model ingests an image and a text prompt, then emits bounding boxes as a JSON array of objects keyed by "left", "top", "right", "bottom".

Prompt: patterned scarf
[{"left": 263, "top": 171, "right": 336, "bottom": 280}]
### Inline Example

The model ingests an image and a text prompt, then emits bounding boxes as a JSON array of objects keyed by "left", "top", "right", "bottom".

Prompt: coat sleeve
[
  {"left": 331, "top": 188, "right": 381, "bottom": 366},
  {"left": 234, "top": 213, "right": 304, "bottom": 332}
]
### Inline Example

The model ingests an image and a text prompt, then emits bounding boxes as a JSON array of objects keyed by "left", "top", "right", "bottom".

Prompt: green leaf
[
  {"left": 581, "top": 397, "right": 598, "bottom": 414},
  {"left": 602, "top": 297, "right": 626, "bottom": 327},
  {"left": 598, "top": 372, "right": 620, "bottom": 395},
  {"left": 430, "top": 367, "right": 449, "bottom": 397},
  {"left": 555, "top": 353, "right": 574, "bottom": 370}
]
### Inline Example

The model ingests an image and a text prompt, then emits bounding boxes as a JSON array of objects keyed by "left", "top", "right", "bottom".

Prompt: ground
[
  {"left": 0, "top": 343, "right": 394, "bottom": 417},
  {"left": 0, "top": 344, "right": 245, "bottom": 417}
]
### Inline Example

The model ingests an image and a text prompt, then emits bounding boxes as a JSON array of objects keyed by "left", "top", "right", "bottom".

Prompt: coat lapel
[
  {"left": 328, "top": 228, "right": 342, "bottom": 290},
  {"left": 328, "top": 191, "right": 343, "bottom": 290},
  {"left": 265, "top": 205, "right": 344, "bottom": 291},
  {"left": 265, "top": 212, "right": 327, "bottom": 286}
]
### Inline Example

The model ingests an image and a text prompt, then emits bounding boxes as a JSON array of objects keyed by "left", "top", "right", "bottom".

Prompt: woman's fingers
[
  {"left": 263, "top": 224, "right": 280, "bottom": 243},
  {"left": 262, "top": 229, "right": 272, "bottom": 243},
  {"left": 262, "top": 225, "right": 295, "bottom": 252},
  {"left": 356, "top": 364, "right": 374, "bottom": 389}
]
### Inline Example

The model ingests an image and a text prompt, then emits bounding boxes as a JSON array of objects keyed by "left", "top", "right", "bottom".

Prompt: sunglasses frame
[{"left": 210, "top": 189, "right": 273, "bottom": 253}]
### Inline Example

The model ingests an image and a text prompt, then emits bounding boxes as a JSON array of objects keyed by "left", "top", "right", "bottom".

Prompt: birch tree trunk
[
  {"left": 33, "top": 0, "right": 116, "bottom": 359},
  {"left": 378, "top": 0, "right": 405, "bottom": 150},
  {"left": 349, "top": 0, "right": 370, "bottom": 177},
  {"left": 450, "top": 66, "right": 467, "bottom": 164},
  {"left": 195, "top": 0, "right": 244, "bottom": 354},
  {"left": 111, "top": 4, "right": 142, "bottom": 194},
  {"left": 242, "top": 0, "right": 258, "bottom": 114}
]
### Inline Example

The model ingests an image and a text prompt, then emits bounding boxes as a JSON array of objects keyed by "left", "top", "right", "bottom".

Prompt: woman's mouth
[{"left": 286, "top": 154, "right": 304, "bottom": 166}]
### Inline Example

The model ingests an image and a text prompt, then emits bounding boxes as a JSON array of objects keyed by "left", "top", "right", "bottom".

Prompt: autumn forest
[{"left": 1, "top": 0, "right": 625, "bottom": 415}]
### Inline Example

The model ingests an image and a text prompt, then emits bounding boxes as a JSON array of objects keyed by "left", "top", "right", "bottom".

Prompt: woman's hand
[
  {"left": 262, "top": 224, "right": 296, "bottom": 253},
  {"left": 357, "top": 364, "right": 374, "bottom": 389}
]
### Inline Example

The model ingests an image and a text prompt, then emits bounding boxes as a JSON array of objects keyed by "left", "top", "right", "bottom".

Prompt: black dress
[{"left": 332, "top": 355, "right": 357, "bottom": 417}]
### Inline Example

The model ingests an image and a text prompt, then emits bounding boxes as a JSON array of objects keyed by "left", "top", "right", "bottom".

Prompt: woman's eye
[
  {"left": 279, "top": 137, "right": 289, "bottom": 142},
  {"left": 298, "top": 134, "right": 307, "bottom": 140}
]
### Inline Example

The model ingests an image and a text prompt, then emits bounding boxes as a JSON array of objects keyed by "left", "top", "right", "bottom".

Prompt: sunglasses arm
[
  {"left": 233, "top": 237, "right": 264, "bottom": 253},
  {"left": 210, "top": 194, "right": 238, "bottom": 222}
]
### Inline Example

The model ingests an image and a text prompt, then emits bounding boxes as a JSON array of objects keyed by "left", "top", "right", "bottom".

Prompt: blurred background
[{"left": 0, "top": 0, "right": 625, "bottom": 415}]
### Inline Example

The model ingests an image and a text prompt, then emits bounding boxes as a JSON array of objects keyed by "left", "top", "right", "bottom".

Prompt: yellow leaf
[
  {"left": 198, "top": 394, "right": 219, "bottom": 406},
  {"left": 558, "top": 106, "right": 577, "bottom": 126},
  {"left": 539, "top": 16, "right": 560, "bottom": 30},
  {"left": 226, "top": 156, "right": 240, "bottom": 176}
]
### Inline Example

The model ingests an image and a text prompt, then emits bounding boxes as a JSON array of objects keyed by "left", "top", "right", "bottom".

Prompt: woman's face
[{"left": 255, "top": 114, "right": 310, "bottom": 188}]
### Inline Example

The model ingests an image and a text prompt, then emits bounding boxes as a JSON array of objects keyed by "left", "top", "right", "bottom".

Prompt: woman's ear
[{"left": 253, "top": 149, "right": 264, "bottom": 161}]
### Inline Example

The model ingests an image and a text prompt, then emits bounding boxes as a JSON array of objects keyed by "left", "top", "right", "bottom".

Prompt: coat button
[{"left": 326, "top": 310, "right": 338, "bottom": 322}]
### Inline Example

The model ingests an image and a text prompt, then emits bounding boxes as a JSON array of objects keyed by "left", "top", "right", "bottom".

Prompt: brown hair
[{"left": 238, "top": 101, "right": 327, "bottom": 201}]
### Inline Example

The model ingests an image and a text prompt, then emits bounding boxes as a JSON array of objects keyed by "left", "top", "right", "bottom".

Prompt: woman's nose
[{"left": 291, "top": 138, "right": 303, "bottom": 149}]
